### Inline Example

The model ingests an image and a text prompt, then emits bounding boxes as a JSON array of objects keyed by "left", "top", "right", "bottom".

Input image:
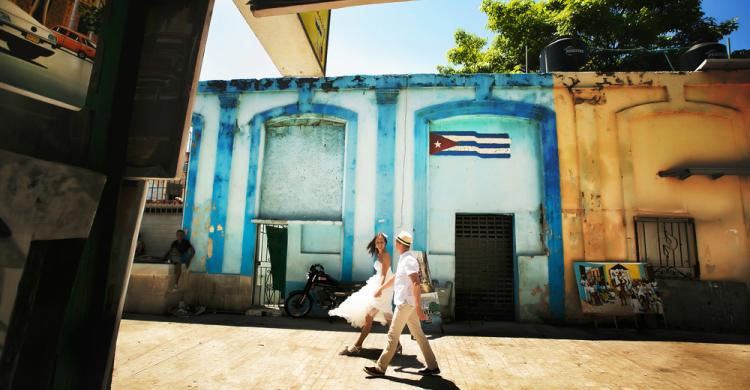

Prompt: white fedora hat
[{"left": 395, "top": 230, "right": 412, "bottom": 246}]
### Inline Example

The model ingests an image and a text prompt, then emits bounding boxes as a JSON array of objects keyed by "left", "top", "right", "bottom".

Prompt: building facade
[{"left": 177, "top": 71, "right": 750, "bottom": 323}]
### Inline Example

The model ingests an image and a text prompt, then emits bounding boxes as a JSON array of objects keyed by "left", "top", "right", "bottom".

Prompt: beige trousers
[{"left": 376, "top": 303, "right": 438, "bottom": 372}]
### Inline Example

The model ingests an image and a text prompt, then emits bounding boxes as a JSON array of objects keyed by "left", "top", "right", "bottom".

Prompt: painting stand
[
  {"left": 634, "top": 312, "right": 669, "bottom": 329},
  {"left": 590, "top": 314, "right": 621, "bottom": 329},
  {"left": 590, "top": 312, "right": 668, "bottom": 330}
]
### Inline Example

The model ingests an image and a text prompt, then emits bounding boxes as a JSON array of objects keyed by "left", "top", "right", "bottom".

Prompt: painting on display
[
  {"left": 574, "top": 261, "right": 664, "bottom": 316},
  {"left": 0, "top": 0, "right": 105, "bottom": 110},
  {"left": 414, "top": 251, "right": 440, "bottom": 313}
]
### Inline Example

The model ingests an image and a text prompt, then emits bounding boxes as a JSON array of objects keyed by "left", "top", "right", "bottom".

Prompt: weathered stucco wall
[
  {"left": 182, "top": 71, "right": 750, "bottom": 321},
  {"left": 553, "top": 71, "right": 750, "bottom": 320},
  {"left": 186, "top": 74, "right": 563, "bottom": 321}
]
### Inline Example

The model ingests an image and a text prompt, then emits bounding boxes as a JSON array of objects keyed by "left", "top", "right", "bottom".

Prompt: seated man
[{"left": 163, "top": 229, "right": 194, "bottom": 291}]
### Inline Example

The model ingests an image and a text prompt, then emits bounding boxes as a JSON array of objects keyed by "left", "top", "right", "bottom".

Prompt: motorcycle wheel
[{"left": 284, "top": 290, "right": 313, "bottom": 318}]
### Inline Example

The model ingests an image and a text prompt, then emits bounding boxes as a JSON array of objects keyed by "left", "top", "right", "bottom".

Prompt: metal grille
[
  {"left": 252, "top": 224, "right": 285, "bottom": 307},
  {"left": 145, "top": 179, "right": 185, "bottom": 203},
  {"left": 455, "top": 214, "right": 515, "bottom": 320},
  {"left": 635, "top": 217, "right": 699, "bottom": 280}
]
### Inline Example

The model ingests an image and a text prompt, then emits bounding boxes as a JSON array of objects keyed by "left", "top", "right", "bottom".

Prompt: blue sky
[{"left": 199, "top": 0, "right": 750, "bottom": 80}]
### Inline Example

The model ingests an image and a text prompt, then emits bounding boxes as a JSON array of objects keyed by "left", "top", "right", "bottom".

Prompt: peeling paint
[
  {"left": 573, "top": 88, "right": 607, "bottom": 105},
  {"left": 187, "top": 70, "right": 750, "bottom": 322},
  {"left": 554, "top": 70, "right": 750, "bottom": 320}
]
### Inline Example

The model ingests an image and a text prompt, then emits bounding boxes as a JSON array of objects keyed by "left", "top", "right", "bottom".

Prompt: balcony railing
[{"left": 144, "top": 179, "right": 185, "bottom": 213}]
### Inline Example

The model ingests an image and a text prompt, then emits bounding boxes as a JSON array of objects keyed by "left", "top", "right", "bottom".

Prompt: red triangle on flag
[{"left": 429, "top": 133, "right": 458, "bottom": 154}]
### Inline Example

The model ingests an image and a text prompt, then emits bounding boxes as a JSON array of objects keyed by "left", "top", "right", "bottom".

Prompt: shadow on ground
[
  {"left": 362, "top": 352, "right": 460, "bottom": 390},
  {"left": 0, "top": 47, "right": 47, "bottom": 68},
  {"left": 122, "top": 312, "right": 750, "bottom": 345},
  {"left": 367, "top": 373, "right": 460, "bottom": 390}
]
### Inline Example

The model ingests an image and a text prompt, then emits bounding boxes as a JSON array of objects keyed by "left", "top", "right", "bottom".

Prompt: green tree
[
  {"left": 438, "top": 0, "right": 739, "bottom": 73},
  {"left": 77, "top": 3, "right": 104, "bottom": 36}
]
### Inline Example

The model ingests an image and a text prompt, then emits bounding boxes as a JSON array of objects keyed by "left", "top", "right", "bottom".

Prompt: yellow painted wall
[{"left": 553, "top": 71, "right": 750, "bottom": 319}]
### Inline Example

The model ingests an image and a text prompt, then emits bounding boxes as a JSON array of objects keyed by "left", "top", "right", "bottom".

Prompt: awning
[
  {"left": 247, "top": 0, "right": 411, "bottom": 17},
  {"left": 658, "top": 167, "right": 750, "bottom": 180}
]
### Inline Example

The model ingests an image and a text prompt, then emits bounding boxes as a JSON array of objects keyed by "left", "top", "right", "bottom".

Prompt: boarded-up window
[{"left": 259, "top": 117, "right": 345, "bottom": 220}]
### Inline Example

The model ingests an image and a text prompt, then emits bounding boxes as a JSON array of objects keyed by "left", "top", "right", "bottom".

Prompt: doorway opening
[
  {"left": 454, "top": 213, "right": 515, "bottom": 320},
  {"left": 252, "top": 224, "right": 288, "bottom": 308}
]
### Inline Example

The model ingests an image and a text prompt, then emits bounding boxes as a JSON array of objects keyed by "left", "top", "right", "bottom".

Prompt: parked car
[
  {"left": 51, "top": 24, "right": 96, "bottom": 60},
  {"left": 0, "top": 0, "right": 58, "bottom": 61}
]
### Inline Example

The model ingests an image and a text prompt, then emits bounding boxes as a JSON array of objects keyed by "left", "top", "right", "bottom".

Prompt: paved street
[
  {"left": 0, "top": 35, "right": 92, "bottom": 109},
  {"left": 113, "top": 315, "right": 750, "bottom": 389}
]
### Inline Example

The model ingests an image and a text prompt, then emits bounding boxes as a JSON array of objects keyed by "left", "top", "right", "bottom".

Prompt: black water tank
[
  {"left": 678, "top": 42, "right": 727, "bottom": 71},
  {"left": 539, "top": 36, "right": 589, "bottom": 72}
]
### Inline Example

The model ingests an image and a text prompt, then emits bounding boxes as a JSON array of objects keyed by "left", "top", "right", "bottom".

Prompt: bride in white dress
[{"left": 329, "top": 233, "right": 400, "bottom": 355}]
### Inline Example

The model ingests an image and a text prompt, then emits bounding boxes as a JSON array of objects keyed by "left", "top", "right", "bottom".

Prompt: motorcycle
[{"left": 284, "top": 264, "right": 363, "bottom": 318}]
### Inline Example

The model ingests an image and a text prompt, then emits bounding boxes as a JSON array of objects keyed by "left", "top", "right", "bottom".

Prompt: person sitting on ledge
[{"left": 163, "top": 229, "right": 194, "bottom": 291}]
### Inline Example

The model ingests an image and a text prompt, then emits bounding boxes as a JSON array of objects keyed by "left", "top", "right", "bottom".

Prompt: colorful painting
[
  {"left": 574, "top": 262, "right": 664, "bottom": 316},
  {"left": 0, "top": 0, "right": 104, "bottom": 110}
]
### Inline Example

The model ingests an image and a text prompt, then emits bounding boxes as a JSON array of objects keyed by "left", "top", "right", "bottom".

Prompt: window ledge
[{"left": 251, "top": 219, "right": 342, "bottom": 226}]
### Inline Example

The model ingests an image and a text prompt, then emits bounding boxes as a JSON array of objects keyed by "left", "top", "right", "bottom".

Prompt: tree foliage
[
  {"left": 78, "top": 3, "right": 104, "bottom": 36},
  {"left": 438, "top": 0, "right": 739, "bottom": 73}
]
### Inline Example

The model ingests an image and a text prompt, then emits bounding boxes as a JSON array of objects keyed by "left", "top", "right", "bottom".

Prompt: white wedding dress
[{"left": 328, "top": 258, "right": 394, "bottom": 328}]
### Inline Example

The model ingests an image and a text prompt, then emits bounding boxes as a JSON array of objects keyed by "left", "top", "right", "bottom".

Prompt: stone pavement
[{"left": 112, "top": 314, "right": 750, "bottom": 389}]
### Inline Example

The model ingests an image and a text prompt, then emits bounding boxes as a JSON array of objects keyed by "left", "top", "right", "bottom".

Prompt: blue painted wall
[{"left": 187, "top": 74, "right": 563, "bottom": 321}]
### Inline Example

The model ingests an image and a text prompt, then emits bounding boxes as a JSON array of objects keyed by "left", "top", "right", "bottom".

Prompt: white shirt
[{"left": 393, "top": 251, "right": 420, "bottom": 306}]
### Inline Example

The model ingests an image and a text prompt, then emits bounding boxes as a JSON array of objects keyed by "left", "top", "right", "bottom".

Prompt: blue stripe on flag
[
  {"left": 454, "top": 141, "right": 511, "bottom": 148},
  {"left": 435, "top": 131, "right": 509, "bottom": 138},
  {"left": 435, "top": 151, "right": 511, "bottom": 158}
]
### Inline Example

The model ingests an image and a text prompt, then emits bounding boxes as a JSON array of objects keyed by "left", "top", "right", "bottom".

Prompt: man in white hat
[{"left": 363, "top": 231, "right": 440, "bottom": 376}]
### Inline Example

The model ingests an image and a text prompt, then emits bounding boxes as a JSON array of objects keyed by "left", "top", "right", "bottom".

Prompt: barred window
[{"left": 634, "top": 217, "right": 699, "bottom": 280}]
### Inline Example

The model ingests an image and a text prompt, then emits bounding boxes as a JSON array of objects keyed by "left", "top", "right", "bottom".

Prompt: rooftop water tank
[
  {"left": 678, "top": 42, "right": 728, "bottom": 71},
  {"left": 539, "top": 36, "right": 589, "bottom": 72}
]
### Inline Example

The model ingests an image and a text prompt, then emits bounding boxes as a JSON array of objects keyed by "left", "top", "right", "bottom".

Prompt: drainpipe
[
  {"left": 68, "top": 0, "right": 80, "bottom": 29},
  {"left": 525, "top": 44, "right": 528, "bottom": 73},
  {"left": 727, "top": 37, "right": 732, "bottom": 59}
]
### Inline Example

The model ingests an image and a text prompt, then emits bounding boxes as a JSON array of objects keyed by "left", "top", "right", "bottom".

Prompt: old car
[
  {"left": 0, "top": 0, "right": 58, "bottom": 61},
  {"left": 51, "top": 24, "right": 96, "bottom": 60}
]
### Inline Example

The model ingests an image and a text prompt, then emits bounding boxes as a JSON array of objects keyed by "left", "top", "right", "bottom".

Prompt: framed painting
[{"left": 574, "top": 262, "right": 663, "bottom": 316}]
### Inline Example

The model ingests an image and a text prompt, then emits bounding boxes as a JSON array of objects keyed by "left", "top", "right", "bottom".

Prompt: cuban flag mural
[{"left": 429, "top": 131, "right": 511, "bottom": 158}]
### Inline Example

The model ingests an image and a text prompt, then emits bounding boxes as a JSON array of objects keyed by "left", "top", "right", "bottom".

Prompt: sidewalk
[{"left": 113, "top": 314, "right": 750, "bottom": 389}]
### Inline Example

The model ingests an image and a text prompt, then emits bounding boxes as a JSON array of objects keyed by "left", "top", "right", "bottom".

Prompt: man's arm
[
  {"left": 409, "top": 272, "right": 427, "bottom": 321},
  {"left": 374, "top": 274, "right": 396, "bottom": 297},
  {"left": 185, "top": 246, "right": 195, "bottom": 267}
]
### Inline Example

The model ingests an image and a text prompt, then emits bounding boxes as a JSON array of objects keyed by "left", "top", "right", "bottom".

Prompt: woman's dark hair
[{"left": 366, "top": 233, "right": 387, "bottom": 257}]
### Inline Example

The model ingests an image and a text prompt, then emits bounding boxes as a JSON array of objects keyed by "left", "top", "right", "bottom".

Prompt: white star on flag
[{"left": 434, "top": 141, "right": 441, "bottom": 148}]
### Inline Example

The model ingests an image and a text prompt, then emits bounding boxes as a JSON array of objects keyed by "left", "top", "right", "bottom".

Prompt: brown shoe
[
  {"left": 417, "top": 367, "right": 440, "bottom": 376},
  {"left": 363, "top": 366, "right": 385, "bottom": 376},
  {"left": 338, "top": 345, "right": 362, "bottom": 356}
]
